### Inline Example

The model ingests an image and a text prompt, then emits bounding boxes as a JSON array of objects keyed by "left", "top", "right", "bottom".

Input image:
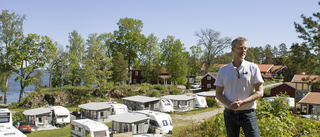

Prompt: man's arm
[
  {"left": 231, "top": 82, "right": 264, "bottom": 109},
  {"left": 216, "top": 86, "right": 232, "bottom": 109}
]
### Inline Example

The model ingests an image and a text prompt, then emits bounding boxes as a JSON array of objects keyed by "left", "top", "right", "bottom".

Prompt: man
[{"left": 214, "top": 37, "right": 264, "bottom": 137}]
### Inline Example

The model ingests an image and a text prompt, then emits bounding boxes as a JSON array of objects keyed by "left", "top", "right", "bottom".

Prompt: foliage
[
  {"left": 195, "top": 28, "right": 232, "bottom": 68},
  {"left": 0, "top": 10, "right": 26, "bottom": 104},
  {"left": 148, "top": 90, "right": 160, "bottom": 97},
  {"left": 205, "top": 97, "right": 218, "bottom": 107},
  {"left": 12, "top": 111, "right": 26, "bottom": 126},
  {"left": 188, "top": 45, "right": 202, "bottom": 76},
  {"left": 112, "top": 52, "right": 128, "bottom": 84},
  {"left": 175, "top": 96, "right": 320, "bottom": 136},
  {"left": 154, "top": 84, "right": 165, "bottom": 90},
  {"left": 11, "top": 33, "right": 57, "bottom": 102},
  {"left": 185, "top": 80, "right": 191, "bottom": 89},
  {"left": 113, "top": 17, "right": 144, "bottom": 72},
  {"left": 160, "top": 36, "right": 188, "bottom": 85}
]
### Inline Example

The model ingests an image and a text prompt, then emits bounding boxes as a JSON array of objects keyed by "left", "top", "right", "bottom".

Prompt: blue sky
[{"left": 1, "top": 0, "right": 319, "bottom": 52}]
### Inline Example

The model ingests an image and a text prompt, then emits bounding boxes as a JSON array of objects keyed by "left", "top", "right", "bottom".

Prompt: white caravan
[
  {"left": 137, "top": 110, "right": 173, "bottom": 134},
  {"left": 71, "top": 119, "right": 109, "bottom": 137},
  {"left": 159, "top": 99, "right": 173, "bottom": 113},
  {"left": 190, "top": 94, "right": 208, "bottom": 108},
  {"left": 265, "top": 96, "right": 295, "bottom": 108},
  {"left": 0, "top": 108, "right": 27, "bottom": 137},
  {"left": 49, "top": 106, "right": 70, "bottom": 126},
  {"left": 108, "top": 102, "right": 128, "bottom": 115}
]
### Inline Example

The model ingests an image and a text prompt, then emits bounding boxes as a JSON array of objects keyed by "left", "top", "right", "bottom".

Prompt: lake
[{"left": 2, "top": 70, "right": 50, "bottom": 104}]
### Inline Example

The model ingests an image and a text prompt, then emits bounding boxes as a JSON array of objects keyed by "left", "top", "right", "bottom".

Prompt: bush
[
  {"left": 154, "top": 84, "right": 165, "bottom": 90},
  {"left": 148, "top": 90, "right": 160, "bottom": 97},
  {"left": 170, "top": 89, "right": 180, "bottom": 95},
  {"left": 206, "top": 97, "right": 218, "bottom": 107}
]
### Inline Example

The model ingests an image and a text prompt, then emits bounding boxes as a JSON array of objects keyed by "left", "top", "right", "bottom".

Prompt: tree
[
  {"left": 0, "top": 10, "right": 26, "bottom": 104},
  {"left": 195, "top": 28, "right": 231, "bottom": 70},
  {"left": 11, "top": 33, "right": 57, "bottom": 102},
  {"left": 263, "top": 44, "right": 274, "bottom": 64},
  {"left": 294, "top": 2, "right": 320, "bottom": 75},
  {"left": 278, "top": 43, "right": 287, "bottom": 57},
  {"left": 83, "top": 33, "right": 112, "bottom": 90},
  {"left": 98, "top": 32, "right": 114, "bottom": 58},
  {"left": 189, "top": 45, "right": 202, "bottom": 76},
  {"left": 139, "top": 34, "right": 161, "bottom": 83},
  {"left": 113, "top": 18, "right": 144, "bottom": 74},
  {"left": 112, "top": 52, "right": 128, "bottom": 84},
  {"left": 160, "top": 36, "right": 188, "bottom": 84},
  {"left": 67, "top": 30, "right": 85, "bottom": 61}
]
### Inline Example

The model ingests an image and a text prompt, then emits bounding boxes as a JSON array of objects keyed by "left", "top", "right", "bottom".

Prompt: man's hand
[{"left": 229, "top": 99, "right": 243, "bottom": 110}]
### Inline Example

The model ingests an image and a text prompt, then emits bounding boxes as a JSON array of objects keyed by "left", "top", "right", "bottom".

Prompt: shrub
[
  {"left": 148, "top": 90, "right": 160, "bottom": 97},
  {"left": 206, "top": 97, "right": 218, "bottom": 107},
  {"left": 170, "top": 89, "right": 180, "bottom": 95},
  {"left": 154, "top": 84, "right": 165, "bottom": 90}
]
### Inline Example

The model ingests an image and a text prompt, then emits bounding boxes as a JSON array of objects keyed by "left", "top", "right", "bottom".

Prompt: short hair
[{"left": 231, "top": 37, "right": 247, "bottom": 48}]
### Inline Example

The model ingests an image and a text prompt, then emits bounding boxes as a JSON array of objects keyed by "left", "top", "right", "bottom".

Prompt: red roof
[
  {"left": 291, "top": 74, "right": 320, "bottom": 83},
  {"left": 299, "top": 92, "right": 320, "bottom": 105},
  {"left": 257, "top": 64, "right": 273, "bottom": 72},
  {"left": 272, "top": 65, "right": 286, "bottom": 73}
]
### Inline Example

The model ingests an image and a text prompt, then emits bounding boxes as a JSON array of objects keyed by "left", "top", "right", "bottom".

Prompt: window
[
  {"left": 71, "top": 125, "right": 75, "bottom": 130},
  {"left": 78, "top": 127, "right": 81, "bottom": 132},
  {"left": 135, "top": 71, "right": 138, "bottom": 76},
  {"left": 150, "top": 120, "right": 159, "bottom": 127},
  {"left": 133, "top": 79, "right": 136, "bottom": 84},
  {"left": 207, "top": 84, "right": 211, "bottom": 88},
  {"left": 100, "top": 112, "right": 104, "bottom": 117},
  {"left": 162, "top": 120, "right": 168, "bottom": 126},
  {"left": 86, "top": 130, "right": 90, "bottom": 136},
  {"left": 207, "top": 76, "right": 211, "bottom": 80}
]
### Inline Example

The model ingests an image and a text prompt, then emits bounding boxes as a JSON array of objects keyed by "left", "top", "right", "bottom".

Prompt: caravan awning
[
  {"left": 79, "top": 102, "right": 112, "bottom": 111},
  {"left": 23, "top": 107, "right": 52, "bottom": 116},
  {"left": 122, "top": 95, "right": 160, "bottom": 103},
  {"left": 109, "top": 112, "right": 148, "bottom": 123}
]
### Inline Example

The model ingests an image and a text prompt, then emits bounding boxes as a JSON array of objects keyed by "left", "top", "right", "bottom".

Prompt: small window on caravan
[
  {"left": 162, "top": 120, "right": 168, "bottom": 126},
  {"left": 71, "top": 124, "right": 75, "bottom": 130},
  {"left": 150, "top": 120, "right": 159, "bottom": 127},
  {"left": 78, "top": 127, "right": 81, "bottom": 132}
]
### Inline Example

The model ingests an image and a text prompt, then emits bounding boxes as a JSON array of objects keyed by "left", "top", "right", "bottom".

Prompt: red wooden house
[
  {"left": 131, "top": 67, "right": 171, "bottom": 85},
  {"left": 201, "top": 72, "right": 218, "bottom": 90},
  {"left": 257, "top": 64, "right": 273, "bottom": 80}
]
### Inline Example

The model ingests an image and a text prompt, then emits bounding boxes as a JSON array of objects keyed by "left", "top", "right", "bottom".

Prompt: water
[{"left": 3, "top": 70, "right": 50, "bottom": 104}]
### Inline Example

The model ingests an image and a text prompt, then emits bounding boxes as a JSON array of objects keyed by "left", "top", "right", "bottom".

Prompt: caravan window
[
  {"left": 86, "top": 130, "right": 90, "bottom": 136},
  {"left": 71, "top": 125, "right": 75, "bottom": 130},
  {"left": 150, "top": 120, "right": 159, "bottom": 127},
  {"left": 94, "top": 131, "right": 106, "bottom": 137},
  {"left": 162, "top": 120, "right": 168, "bottom": 126},
  {"left": 0, "top": 112, "right": 10, "bottom": 123},
  {"left": 78, "top": 127, "right": 81, "bottom": 132}
]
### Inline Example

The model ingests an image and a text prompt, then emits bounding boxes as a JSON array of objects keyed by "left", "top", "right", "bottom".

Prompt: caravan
[
  {"left": 71, "top": 119, "right": 109, "bottom": 137},
  {"left": 49, "top": 106, "right": 70, "bottom": 126},
  {"left": 136, "top": 110, "right": 173, "bottom": 134},
  {"left": 0, "top": 107, "right": 27, "bottom": 137},
  {"left": 192, "top": 95, "right": 208, "bottom": 108},
  {"left": 159, "top": 98, "right": 173, "bottom": 113}
]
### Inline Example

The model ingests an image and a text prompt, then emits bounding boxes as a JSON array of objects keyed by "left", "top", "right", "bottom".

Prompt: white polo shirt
[{"left": 214, "top": 60, "right": 264, "bottom": 110}]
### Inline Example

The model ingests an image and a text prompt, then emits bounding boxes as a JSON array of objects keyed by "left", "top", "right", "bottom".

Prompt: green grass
[{"left": 27, "top": 124, "right": 71, "bottom": 137}]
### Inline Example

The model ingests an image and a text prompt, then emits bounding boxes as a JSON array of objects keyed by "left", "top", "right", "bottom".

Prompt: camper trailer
[
  {"left": 0, "top": 108, "right": 27, "bottom": 137},
  {"left": 71, "top": 119, "right": 109, "bottom": 137},
  {"left": 108, "top": 102, "right": 128, "bottom": 115},
  {"left": 136, "top": 110, "right": 173, "bottom": 134},
  {"left": 159, "top": 98, "right": 173, "bottom": 113},
  {"left": 192, "top": 95, "right": 208, "bottom": 108},
  {"left": 49, "top": 106, "right": 70, "bottom": 126},
  {"left": 265, "top": 96, "right": 295, "bottom": 108}
]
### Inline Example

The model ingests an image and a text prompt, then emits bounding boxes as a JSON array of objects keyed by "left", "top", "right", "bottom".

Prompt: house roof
[
  {"left": 257, "top": 64, "right": 274, "bottom": 72},
  {"left": 79, "top": 102, "right": 113, "bottom": 111},
  {"left": 201, "top": 72, "right": 218, "bottom": 80},
  {"left": 201, "top": 63, "right": 227, "bottom": 71},
  {"left": 131, "top": 67, "right": 169, "bottom": 74},
  {"left": 109, "top": 112, "right": 149, "bottom": 123},
  {"left": 272, "top": 65, "right": 286, "bottom": 73},
  {"left": 291, "top": 74, "right": 320, "bottom": 83},
  {"left": 160, "top": 75, "right": 171, "bottom": 79},
  {"left": 122, "top": 95, "right": 160, "bottom": 103},
  {"left": 196, "top": 91, "right": 216, "bottom": 97},
  {"left": 162, "top": 95, "right": 194, "bottom": 101},
  {"left": 270, "top": 82, "right": 310, "bottom": 91},
  {"left": 298, "top": 92, "right": 320, "bottom": 105},
  {"left": 23, "top": 107, "right": 52, "bottom": 116}
]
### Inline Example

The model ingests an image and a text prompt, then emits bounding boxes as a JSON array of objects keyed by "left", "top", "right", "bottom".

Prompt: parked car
[
  {"left": 191, "top": 83, "right": 200, "bottom": 89},
  {"left": 18, "top": 121, "right": 32, "bottom": 133}
]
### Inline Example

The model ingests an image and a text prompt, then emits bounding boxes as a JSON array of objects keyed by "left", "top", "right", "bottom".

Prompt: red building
[
  {"left": 270, "top": 82, "right": 310, "bottom": 99},
  {"left": 131, "top": 68, "right": 171, "bottom": 85},
  {"left": 201, "top": 72, "right": 217, "bottom": 90}
]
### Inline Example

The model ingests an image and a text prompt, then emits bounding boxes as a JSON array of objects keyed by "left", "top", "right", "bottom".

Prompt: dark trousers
[{"left": 223, "top": 110, "right": 260, "bottom": 137}]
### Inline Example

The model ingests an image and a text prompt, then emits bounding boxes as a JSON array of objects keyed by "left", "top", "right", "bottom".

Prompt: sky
[{"left": 1, "top": 0, "right": 320, "bottom": 52}]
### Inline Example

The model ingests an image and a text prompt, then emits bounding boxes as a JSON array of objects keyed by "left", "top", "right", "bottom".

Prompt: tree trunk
[
  {"left": 4, "top": 76, "right": 8, "bottom": 104},
  {"left": 19, "top": 85, "right": 25, "bottom": 103}
]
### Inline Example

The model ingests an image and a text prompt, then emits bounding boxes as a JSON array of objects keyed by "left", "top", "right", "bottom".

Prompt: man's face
[{"left": 232, "top": 41, "right": 247, "bottom": 59}]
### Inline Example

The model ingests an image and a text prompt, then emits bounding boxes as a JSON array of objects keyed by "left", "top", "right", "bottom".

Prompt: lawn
[{"left": 26, "top": 124, "right": 71, "bottom": 137}]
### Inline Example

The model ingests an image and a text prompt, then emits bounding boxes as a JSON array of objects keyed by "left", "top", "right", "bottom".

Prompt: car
[
  {"left": 191, "top": 83, "right": 201, "bottom": 89},
  {"left": 17, "top": 121, "right": 32, "bottom": 133}
]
